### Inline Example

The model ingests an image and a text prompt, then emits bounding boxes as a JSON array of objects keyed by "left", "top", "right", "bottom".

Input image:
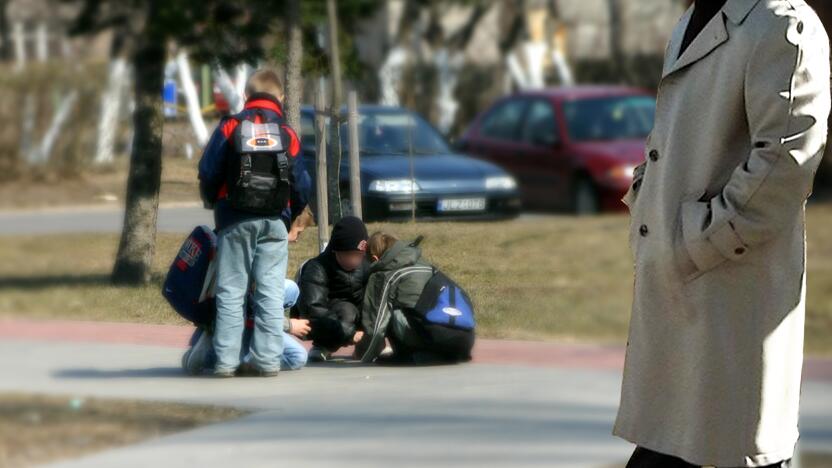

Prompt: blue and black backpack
[
  {"left": 162, "top": 225, "right": 217, "bottom": 326},
  {"left": 411, "top": 269, "right": 476, "bottom": 360}
]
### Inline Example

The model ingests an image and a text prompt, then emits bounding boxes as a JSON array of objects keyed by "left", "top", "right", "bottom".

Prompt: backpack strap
[
  {"left": 254, "top": 109, "right": 290, "bottom": 183},
  {"left": 276, "top": 150, "right": 289, "bottom": 183},
  {"left": 360, "top": 265, "right": 434, "bottom": 362}
]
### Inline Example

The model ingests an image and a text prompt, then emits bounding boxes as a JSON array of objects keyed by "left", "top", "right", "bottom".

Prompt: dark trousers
[
  {"left": 308, "top": 300, "right": 359, "bottom": 351},
  {"left": 626, "top": 446, "right": 791, "bottom": 468}
]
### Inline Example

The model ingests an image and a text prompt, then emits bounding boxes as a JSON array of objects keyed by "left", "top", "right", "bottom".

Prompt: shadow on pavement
[{"left": 53, "top": 367, "right": 185, "bottom": 379}]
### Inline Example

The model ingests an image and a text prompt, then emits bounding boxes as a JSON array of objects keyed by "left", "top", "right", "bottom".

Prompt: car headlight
[
  {"left": 485, "top": 176, "right": 517, "bottom": 191},
  {"left": 607, "top": 165, "right": 635, "bottom": 181},
  {"left": 368, "top": 179, "right": 421, "bottom": 193}
]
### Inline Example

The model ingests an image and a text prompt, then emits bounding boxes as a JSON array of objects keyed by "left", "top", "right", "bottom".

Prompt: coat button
[
  {"left": 639, "top": 224, "right": 649, "bottom": 237},
  {"left": 649, "top": 150, "right": 659, "bottom": 162},
  {"left": 734, "top": 247, "right": 746, "bottom": 255}
]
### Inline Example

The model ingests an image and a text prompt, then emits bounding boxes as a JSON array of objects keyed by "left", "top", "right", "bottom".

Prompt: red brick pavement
[{"left": 1, "top": 318, "right": 830, "bottom": 381}]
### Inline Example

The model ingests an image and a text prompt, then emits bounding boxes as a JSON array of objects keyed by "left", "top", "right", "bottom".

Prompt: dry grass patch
[
  {"left": 0, "top": 392, "right": 245, "bottom": 467},
  {"left": 2, "top": 204, "right": 832, "bottom": 355}
]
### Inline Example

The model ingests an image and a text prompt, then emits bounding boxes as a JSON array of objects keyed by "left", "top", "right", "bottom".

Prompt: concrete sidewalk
[{"left": 1, "top": 319, "right": 830, "bottom": 467}]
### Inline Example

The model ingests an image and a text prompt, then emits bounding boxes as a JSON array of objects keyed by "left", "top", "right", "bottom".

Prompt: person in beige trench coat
[{"left": 613, "top": 0, "right": 831, "bottom": 467}]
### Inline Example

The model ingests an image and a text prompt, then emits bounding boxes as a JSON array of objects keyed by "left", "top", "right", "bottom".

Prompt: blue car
[{"left": 299, "top": 105, "right": 521, "bottom": 221}]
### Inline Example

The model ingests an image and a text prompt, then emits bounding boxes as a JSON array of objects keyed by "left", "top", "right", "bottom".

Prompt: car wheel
[{"left": 572, "top": 177, "right": 600, "bottom": 216}]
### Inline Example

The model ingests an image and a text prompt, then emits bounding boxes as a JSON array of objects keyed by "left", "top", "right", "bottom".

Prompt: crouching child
[
  {"left": 181, "top": 279, "right": 311, "bottom": 375},
  {"left": 292, "top": 216, "right": 370, "bottom": 362},
  {"left": 356, "top": 232, "right": 476, "bottom": 364}
]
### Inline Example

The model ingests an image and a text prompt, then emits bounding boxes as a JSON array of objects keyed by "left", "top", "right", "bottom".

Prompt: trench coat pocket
[
  {"left": 622, "top": 185, "right": 636, "bottom": 210},
  {"left": 679, "top": 197, "right": 727, "bottom": 282}
]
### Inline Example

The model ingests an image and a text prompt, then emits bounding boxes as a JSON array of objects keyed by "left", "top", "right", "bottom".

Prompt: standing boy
[{"left": 198, "top": 69, "right": 309, "bottom": 377}]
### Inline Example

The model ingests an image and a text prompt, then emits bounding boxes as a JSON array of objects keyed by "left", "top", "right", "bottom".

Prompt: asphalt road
[
  {"left": 0, "top": 204, "right": 213, "bottom": 236},
  {"left": 0, "top": 204, "right": 558, "bottom": 236}
]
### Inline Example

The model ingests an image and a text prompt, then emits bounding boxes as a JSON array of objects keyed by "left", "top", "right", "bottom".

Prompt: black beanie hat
[{"left": 329, "top": 216, "right": 368, "bottom": 252}]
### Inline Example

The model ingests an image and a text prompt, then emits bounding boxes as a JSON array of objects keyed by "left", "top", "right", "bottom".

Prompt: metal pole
[
  {"left": 315, "top": 83, "right": 330, "bottom": 252},
  {"left": 347, "top": 90, "right": 362, "bottom": 219}
]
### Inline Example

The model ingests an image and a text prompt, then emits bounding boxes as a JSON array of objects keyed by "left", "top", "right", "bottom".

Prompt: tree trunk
[
  {"left": 111, "top": 33, "right": 166, "bottom": 285},
  {"left": 284, "top": 0, "right": 303, "bottom": 133},
  {"left": 0, "top": 0, "right": 10, "bottom": 61},
  {"left": 607, "top": 0, "right": 627, "bottom": 83},
  {"left": 326, "top": 0, "right": 343, "bottom": 223}
]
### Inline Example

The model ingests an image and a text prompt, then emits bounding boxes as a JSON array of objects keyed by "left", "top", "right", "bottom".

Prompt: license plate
[{"left": 437, "top": 198, "right": 487, "bottom": 212}]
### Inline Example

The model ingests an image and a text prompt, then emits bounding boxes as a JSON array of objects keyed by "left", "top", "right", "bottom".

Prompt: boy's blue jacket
[{"left": 198, "top": 92, "right": 311, "bottom": 231}]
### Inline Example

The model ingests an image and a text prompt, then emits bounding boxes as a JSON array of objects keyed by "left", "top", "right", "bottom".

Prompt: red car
[{"left": 458, "top": 86, "right": 656, "bottom": 214}]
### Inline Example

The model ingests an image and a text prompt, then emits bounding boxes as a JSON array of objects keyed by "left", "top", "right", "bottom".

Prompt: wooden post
[
  {"left": 314, "top": 84, "right": 330, "bottom": 252},
  {"left": 200, "top": 65, "right": 211, "bottom": 109},
  {"left": 407, "top": 114, "right": 416, "bottom": 223},
  {"left": 347, "top": 90, "right": 362, "bottom": 219},
  {"left": 326, "top": 0, "right": 343, "bottom": 223}
]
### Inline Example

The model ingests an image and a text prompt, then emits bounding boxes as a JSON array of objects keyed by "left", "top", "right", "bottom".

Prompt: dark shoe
[
  {"left": 214, "top": 369, "right": 235, "bottom": 378},
  {"left": 308, "top": 347, "right": 332, "bottom": 362},
  {"left": 237, "top": 362, "right": 280, "bottom": 377},
  {"left": 258, "top": 369, "right": 279, "bottom": 377}
]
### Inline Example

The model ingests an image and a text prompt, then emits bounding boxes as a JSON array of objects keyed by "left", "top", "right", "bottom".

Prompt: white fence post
[
  {"left": 176, "top": 51, "right": 209, "bottom": 147},
  {"left": 35, "top": 22, "right": 47, "bottom": 62},
  {"left": 32, "top": 91, "right": 79, "bottom": 165},
  {"left": 94, "top": 57, "right": 128, "bottom": 164},
  {"left": 12, "top": 21, "right": 25, "bottom": 71}
]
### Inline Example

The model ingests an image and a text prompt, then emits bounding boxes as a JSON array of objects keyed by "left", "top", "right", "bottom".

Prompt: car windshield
[
  {"left": 562, "top": 95, "right": 655, "bottom": 142},
  {"left": 343, "top": 111, "right": 451, "bottom": 156}
]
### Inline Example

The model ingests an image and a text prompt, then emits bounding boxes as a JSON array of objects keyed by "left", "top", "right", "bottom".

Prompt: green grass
[{"left": 2, "top": 205, "right": 832, "bottom": 355}]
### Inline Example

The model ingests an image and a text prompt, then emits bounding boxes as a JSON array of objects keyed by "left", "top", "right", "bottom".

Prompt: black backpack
[{"left": 225, "top": 112, "right": 291, "bottom": 214}]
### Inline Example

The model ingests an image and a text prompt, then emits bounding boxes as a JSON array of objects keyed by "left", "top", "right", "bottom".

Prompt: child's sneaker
[
  {"left": 182, "top": 329, "right": 212, "bottom": 375},
  {"left": 380, "top": 345, "right": 394, "bottom": 358},
  {"left": 308, "top": 347, "right": 331, "bottom": 362}
]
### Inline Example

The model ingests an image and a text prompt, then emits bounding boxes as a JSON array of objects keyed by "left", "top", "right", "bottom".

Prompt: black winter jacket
[{"left": 291, "top": 247, "right": 369, "bottom": 320}]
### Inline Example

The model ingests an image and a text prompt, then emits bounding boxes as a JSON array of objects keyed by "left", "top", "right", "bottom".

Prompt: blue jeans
[
  {"left": 214, "top": 218, "right": 288, "bottom": 373},
  {"left": 186, "top": 279, "right": 307, "bottom": 372}
]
